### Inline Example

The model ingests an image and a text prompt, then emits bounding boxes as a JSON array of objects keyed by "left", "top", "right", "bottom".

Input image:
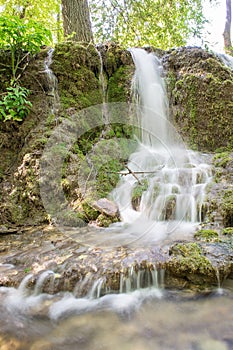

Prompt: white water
[
  {"left": 130, "top": 48, "right": 169, "bottom": 147},
  {"left": 112, "top": 48, "right": 212, "bottom": 235},
  {"left": 218, "top": 52, "right": 233, "bottom": 70},
  {"left": 44, "top": 48, "right": 60, "bottom": 116},
  {"left": 0, "top": 277, "right": 232, "bottom": 349}
]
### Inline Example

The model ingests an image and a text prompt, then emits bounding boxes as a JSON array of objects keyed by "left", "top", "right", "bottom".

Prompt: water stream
[
  {"left": 111, "top": 48, "right": 212, "bottom": 240},
  {"left": 0, "top": 279, "right": 232, "bottom": 349},
  {"left": 44, "top": 48, "right": 60, "bottom": 117}
]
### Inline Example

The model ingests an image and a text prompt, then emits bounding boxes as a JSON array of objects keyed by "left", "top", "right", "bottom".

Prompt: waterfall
[
  {"left": 217, "top": 52, "right": 233, "bottom": 70},
  {"left": 44, "top": 48, "right": 60, "bottom": 117},
  {"left": 112, "top": 48, "right": 212, "bottom": 234},
  {"left": 97, "top": 49, "right": 109, "bottom": 125},
  {"left": 130, "top": 48, "right": 169, "bottom": 147}
]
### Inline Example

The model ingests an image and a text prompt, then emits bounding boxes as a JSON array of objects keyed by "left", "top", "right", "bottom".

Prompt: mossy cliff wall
[
  {"left": 0, "top": 44, "right": 232, "bottom": 227},
  {"left": 163, "top": 47, "right": 233, "bottom": 152},
  {"left": 0, "top": 43, "right": 134, "bottom": 226}
]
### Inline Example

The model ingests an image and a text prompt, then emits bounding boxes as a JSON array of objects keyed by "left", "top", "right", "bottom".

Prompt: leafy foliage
[
  {"left": 0, "top": 15, "right": 52, "bottom": 122},
  {"left": 0, "top": 85, "right": 32, "bottom": 121},
  {"left": 0, "top": 16, "right": 52, "bottom": 82},
  {"left": 0, "top": 0, "right": 62, "bottom": 41},
  {"left": 90, "top": 0, "right": 207, "bottom": 49}
]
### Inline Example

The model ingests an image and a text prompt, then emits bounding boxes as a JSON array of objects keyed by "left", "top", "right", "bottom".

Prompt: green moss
[
  {"left": 51, "top": 43, "right": 102, "bottom": 111},
  {"left": 82, "top": 200, "right": 100, "bottom": 221},
  {"left": 96, "top": 213, "right": 119, "bottom": 227},
  {"left": 222, "top": 227, "right": 233, "bottom": 235},
  {"left": 213, "top": 151, "right": 231, "bottom": 168},
  {"left": 169, "top": 242, "right": 213, "bottom": 276},
  {"left": 59, "top": 209, "right": 86, "bottom": 226},
  {"left": 221, "top": 189, "right": 233, "bottom": 227},
  {"left": 96, "top": 158, "right": 123, "bottom": 198},
  {"left": 194, "top": 229, "right": 220, "bottom": 242},
  {"left": 167, "top": 50, "right": 233, "bottom": 151},
  {"left": 107, "top": 65, "right": 133, "bottom": 102},
  {"left": 45, "top": 114, "right": 56, "bottom": 127},
  {"left": 131, "top": 180, "right": 149, "bottom": 210}
]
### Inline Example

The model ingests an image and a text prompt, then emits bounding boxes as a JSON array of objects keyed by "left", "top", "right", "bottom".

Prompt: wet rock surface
[{"left": 0, "top": 225, "right": 232, "bottom": 294}]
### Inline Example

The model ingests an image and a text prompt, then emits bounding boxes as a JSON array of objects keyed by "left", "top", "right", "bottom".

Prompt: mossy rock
[
  {"left": 51, "top": 42, "right": 102, "bottom": 111},
  {"left": 108, "top": 65, "right": 134, "bottom": 102},
  {"left": 164, "top": 47, "right": 233, "bottom": 151},
  {"left": 56, "top": 209, "right": 87, "bottom": 227},
  {"left": 131, "top": 180, "right": 149, "bottom": 210},
  {"left": 168, "top": 242, "right": 215, "bottom": 284},
  {"left": 222, "top": 227, "right": 233, "bottom": 235},
  {"left": 221, "top": 189, "right": 233, "bottom": 227},
  {"left": 82, "top": 200, "right": 100, "bottom": 221},
  {"left": 213, "top": 151, "right": 232, "bottom": 168},
  {"left": 194, "top": 229, "right": 220, "bottom": 242},
  {"left": 96, "top": 213, "right": 119, "bottom": 227}
]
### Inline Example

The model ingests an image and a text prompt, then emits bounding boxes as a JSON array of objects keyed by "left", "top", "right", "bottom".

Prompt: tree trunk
[
  {"left": 61, "top": 0, "right": 93, "bottom": 42},
  {"left": 223, "top": 0, "right": 232, "bottom": 54}
]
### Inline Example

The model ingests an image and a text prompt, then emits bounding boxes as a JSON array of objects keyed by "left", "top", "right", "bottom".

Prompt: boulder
[{"left": 92, "top": 198, "right": 119, "bottom": 218}]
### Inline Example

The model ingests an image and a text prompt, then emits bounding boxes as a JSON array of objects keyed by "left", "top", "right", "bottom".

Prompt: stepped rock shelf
[{"left": 0, "top": 225, "right": 232, "bottom": 293}]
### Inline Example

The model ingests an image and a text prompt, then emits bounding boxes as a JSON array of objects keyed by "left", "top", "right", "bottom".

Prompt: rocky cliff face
[
  {"left": 0, "top": 43, "right": 232, "bottom": 229},
  {"left": 163, "top": 47, "right": 233, "bottom": 152}
]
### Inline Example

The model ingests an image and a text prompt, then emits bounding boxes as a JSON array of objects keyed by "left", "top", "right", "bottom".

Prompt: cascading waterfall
[
  {"left": 218, "top": 52, "right": 233, "bottom": 69},
  {"left": 130, "top": 48, "right": 169, "bottom": 147},
  {"left": 44, "top": 48, "right": 60, "bottom": 117},
  {"left": 112, "top": 48, "right": 212, "bottom": 234}
]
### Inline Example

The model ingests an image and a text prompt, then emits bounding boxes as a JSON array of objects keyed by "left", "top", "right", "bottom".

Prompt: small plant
[
  {"left": 0, "top": 15, "right": 52, "bottom": 122},
  {"left": 0, "top": 16, "right": 52, "bottom": 83},
  {"left": 24, "top": 267, "right": 31, "bottom": 273},
  {"left": 0, "top": 85, "right": 32, "bottom": 121}
]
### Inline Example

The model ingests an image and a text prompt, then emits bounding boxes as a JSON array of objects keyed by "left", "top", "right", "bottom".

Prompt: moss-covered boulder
[
  {"left": 168, "top": 242, "right": 216, "bottom": 285},
  {"left": 163, "top": 47, "right": 233, "bottom": 151},
  {"left": 194, "top": 229, "right": 220, "bottom": 242}
]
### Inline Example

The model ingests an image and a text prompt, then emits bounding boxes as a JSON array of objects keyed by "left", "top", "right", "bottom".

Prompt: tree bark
[
  {"left": 61, "top": 0, "right": 93, "bottom": 42},
  {"left": 223, "top": 0, "right": 232, "bottom": 54}
]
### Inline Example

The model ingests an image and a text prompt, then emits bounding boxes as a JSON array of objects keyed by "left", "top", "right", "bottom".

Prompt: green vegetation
[
  {"left": 167, "top": 50, "right": 233, "bottom": 151},
  {"left": 132, "top": 180, "right": 149, "bottom": 209},
  {"left": 90, "top": 0, "right": 206, "bottom": 49},
  {"left": 194, "top": 229, "right": 220, "bottom": 242},
  {"left": 169, "top": 242, "right": 214, "bottom": 277},
  {"left": 0, "top": 85, "right": 32, "bottom": 121},
  {"left": 221, "top": 189, "right": 233, "bottom": 227},
  {"left": 0, "top": 16, "right": 52, "bottom": 83},
  {"left": 0, "top": 16, "right": 52, "bottom": 121},
  {"left": 222, "top": 227, "right": 233, "bottom": 235},
  {"left": 0, "top": 0, "right": 62, "bottom": 42},
  {"left": 213, "top": 151, "right": 232, "bottom": 168}
]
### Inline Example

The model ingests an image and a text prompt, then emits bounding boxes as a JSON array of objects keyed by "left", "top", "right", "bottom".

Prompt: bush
[{"left": 0, "top": 85, "right": 32, "bottom": 121}]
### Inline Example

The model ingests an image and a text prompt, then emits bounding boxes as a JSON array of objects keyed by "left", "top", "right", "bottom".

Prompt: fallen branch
[{"left": 107, "top": 165, "right": 164, "bottom": 184}]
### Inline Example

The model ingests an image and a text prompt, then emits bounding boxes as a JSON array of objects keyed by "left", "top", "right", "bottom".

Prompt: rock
[
  {"left": 0, "top": 225, "right": 18, "bottom": 235},
  {"left": 0, "top": 226, "right": 233, "bottom": 294},
  {"left": 92, "top": 198, "right": 119, "bottom": 218}
]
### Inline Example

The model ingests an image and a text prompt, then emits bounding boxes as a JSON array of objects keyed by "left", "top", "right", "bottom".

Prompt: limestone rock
[{"left": 92, "top": 198, "right": 119, "bottom": 218}]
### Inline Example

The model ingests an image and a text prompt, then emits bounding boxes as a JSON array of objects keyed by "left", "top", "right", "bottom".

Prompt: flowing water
[
  {"left": 1, "top": 49, "right": 231, "bottom": 349},
  {"left": 44, "top": 48, "right": 60, "bottom": 117},
  {"left": 0, "top": 279, "right": 233, "bottom": 349},
  {"left": 111, "top": 48, "right": 212, "bottom": 242}
]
